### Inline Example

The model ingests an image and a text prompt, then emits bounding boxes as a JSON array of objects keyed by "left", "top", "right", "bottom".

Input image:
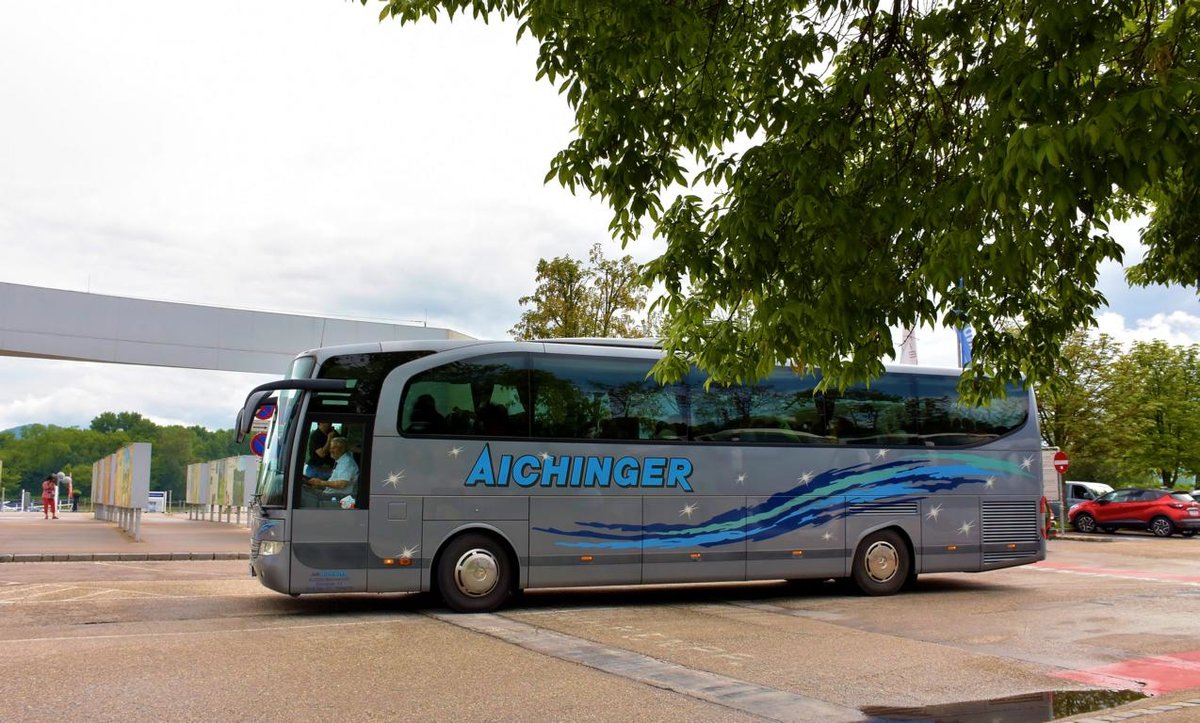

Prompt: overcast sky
[{"left": 1, "top": 1, "right": 1197, "bottom": 433}]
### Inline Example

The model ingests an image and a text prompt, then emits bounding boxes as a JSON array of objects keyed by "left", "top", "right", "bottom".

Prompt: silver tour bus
[{"left": 236, "top": 339, "right": 1050, "bottom": 612}]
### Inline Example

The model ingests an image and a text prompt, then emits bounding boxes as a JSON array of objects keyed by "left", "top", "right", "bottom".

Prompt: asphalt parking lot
[{"left": 1, "top": 513, "right": 1199, "bottom": 722}]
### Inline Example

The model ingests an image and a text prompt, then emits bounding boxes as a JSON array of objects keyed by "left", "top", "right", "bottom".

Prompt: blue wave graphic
[{"left": 534, "top": 455, "right": 1028, "bottom": 550}]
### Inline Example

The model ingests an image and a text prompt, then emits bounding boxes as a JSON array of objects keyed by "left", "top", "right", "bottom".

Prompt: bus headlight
[{"left": 259, "top": 540, "right": 286, "bottom": 556}]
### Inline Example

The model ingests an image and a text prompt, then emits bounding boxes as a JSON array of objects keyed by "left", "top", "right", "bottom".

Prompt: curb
[
  {"left": 1050, "top": 533, "right": 1115, "bottom": 542},
  {"left": 1068, "top": 697, "right": 1200, "bottom": 722},
  {"left": 0, "top": 552, "right": 250, "bottom": 563}
]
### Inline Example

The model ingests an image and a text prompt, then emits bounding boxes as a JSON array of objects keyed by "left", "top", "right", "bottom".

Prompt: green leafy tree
[
  {"left": 90, "top": 411, "right": 157, "bottom": 438},
  {"left": 0, "top": 413, "right": 247, "bottom": 502},
  {"left": 151, "top": 426, "right": 194, "bottom": 500},
  {"left": 369, "top": 0, "right": 1199, "bottom": 396},
  {"left": 1105, "top": 341, "right": 1200, "bottom": 487},
  {"left": 510, "top": 242, "right": 650, "bottom": 339},
  {"left": 1035, "top": 332, "right": 1123, "bottom": 481}
]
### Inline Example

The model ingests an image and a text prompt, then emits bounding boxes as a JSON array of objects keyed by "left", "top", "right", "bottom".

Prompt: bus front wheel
[
  {"left": 436, "top": 532, "right": 514, "bottom": 613},
  {"left": 851, "top": 530, "right": 910, "bottom": 596}
]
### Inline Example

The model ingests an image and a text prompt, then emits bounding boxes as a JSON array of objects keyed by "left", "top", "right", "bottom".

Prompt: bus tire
[
  {"left": 851, "top": 530, "right": 909, "bottom": 596},
  {"left": 437, "top": 532, "right": 514, "bottom": 613}
]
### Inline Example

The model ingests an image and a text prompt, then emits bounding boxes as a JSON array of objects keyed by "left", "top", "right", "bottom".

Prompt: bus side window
[
  {"left": 530, "top": 355, "right": 687, "bottom": 442},
  {"left": 400, "top": 355, "right": 529, "bottom": 438}
]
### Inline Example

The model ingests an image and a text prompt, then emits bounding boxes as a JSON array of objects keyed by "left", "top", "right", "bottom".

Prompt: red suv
[{"left": 1070, "top": 488, "right": 1200, "bottom": 537}]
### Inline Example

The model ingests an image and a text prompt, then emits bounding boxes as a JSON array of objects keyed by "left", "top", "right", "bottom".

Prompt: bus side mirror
[{"left": 235, "top": 390, "right": 272, "bottom": 443}]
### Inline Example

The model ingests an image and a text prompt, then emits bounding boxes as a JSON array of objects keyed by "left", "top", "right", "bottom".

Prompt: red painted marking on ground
[
  {"left": 1033, "top": 561, "right": 1200, "bottom": 583},
  {"left": 1053, "top": 651, "right": 1200, "bottom": 695}
]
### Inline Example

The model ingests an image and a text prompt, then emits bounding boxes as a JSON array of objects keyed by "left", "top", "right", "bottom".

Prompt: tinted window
[
  {"left": 691, "top": 368, "right": 832, "bottom": 444},
  {"left": 531, "top": 355, "right": 688, "bottom": 440},
  {"left": 395, "top": 353, "right": 1028, "bottom": 448},
  {"left": 317, "top": 351, "right": 434, "bottom": 414},
  {"left": 914, "top": 376, "right": 1028, "bottom": 445},
  {"left": 400, "top": 354, "right": 529, "bottom": 437},
  {"left": 690, "top": 370, "right": 1027, "bottom": 447},
  {"left": 835, "top": 375, "right": 919, "bottom": 445}
]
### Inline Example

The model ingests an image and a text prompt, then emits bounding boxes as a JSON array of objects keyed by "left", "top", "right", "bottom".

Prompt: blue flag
[{"left": 957, "top": 325, "right": 974, "bottom": 367}]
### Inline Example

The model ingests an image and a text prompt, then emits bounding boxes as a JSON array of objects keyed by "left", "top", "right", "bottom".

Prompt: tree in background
[
  {"left": 1105, "top": 341, "right": 1200, "bottom": 488},
  {"left": 1036, "top": 337, "right": 1200, "bottom": 488},
  {"left": 1035, "top": 332, "right": 1122, "bottom": 481},
  {"left": 371, "top": 0, "right": 1198, "bottom": 398},
  {"left": 90, "top": 411, "right": 158, "bottom": 437},
  {"left": 510, "top": 243, "right": 651, "bottom": 339},
  {"left": 0, "top": 413, "right": 243, "bottom": 502}
]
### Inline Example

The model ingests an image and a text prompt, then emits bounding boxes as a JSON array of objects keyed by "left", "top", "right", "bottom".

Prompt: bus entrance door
[{"left": 288, "top": 509, "right": 370, "bottom": 593}]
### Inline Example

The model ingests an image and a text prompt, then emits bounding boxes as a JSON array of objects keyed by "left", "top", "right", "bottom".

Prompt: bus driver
[{"left": 302, "top": 437, "right": 358, "bottom": 507}]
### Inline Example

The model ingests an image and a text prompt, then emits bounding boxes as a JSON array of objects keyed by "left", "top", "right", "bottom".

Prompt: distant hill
[{"left": 1, "top": 424, "right": 32, "bottom": 439}]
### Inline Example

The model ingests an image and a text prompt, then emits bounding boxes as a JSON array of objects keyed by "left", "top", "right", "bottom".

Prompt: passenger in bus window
[
  {"left": 304, "top": 421, "right": 335, "bottom": 480},
  {"left": 477, "top": 402, "right": 509, "bottom": 436},
  {"left": 408, "top": 394, "right": 446, "bottom": 434},
  {"left": 302, "top": 437, "right": 359, "bottom": 507}
]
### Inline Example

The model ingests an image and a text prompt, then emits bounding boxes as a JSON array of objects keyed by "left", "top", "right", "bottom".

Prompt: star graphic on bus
[
  {"left": 735, "top": 473, "right": 747, "bottom": 485},
  {"left": 397, "top": 545, "right": 419, "bottom": 560},
  {"left": 680, "top": 503, "right": 699, "bottom": 519},
  {"left": 958, "top": 520, "right": 975, "bottom": 535},
  {"left": 927, "top": 504, "right": 943, "bottom": 521},
  {"left": 822, "top": 530, "right": 833, "bottom": 541},
  {"left": 797, "top": 471, "right": 814, "bottom": 485},
  {"left": 875, "top": 449, "right": 888, "bottom": 459},
  {"left": 539, "top": 451, "right": 551, "bottom": 461},
  {"left": 448, "top": 447, "right": 462, "bottom": 458},
  {"left": 1021, "top": 455, "right": 1034, "bottom": 470},
  {"left": 383, "top": 470, "right": 406, "bottom": 488},
  {"left": 985, "top": 476, "right": 996, "bottom": 488}
]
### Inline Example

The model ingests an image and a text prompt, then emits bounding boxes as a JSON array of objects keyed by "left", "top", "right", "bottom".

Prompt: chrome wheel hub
[
  {"left": 454, "top": 548, "right": 499, "bottom": 598},
  {"left": 864, "top": 541, "right": 899, "bottom": 583}
]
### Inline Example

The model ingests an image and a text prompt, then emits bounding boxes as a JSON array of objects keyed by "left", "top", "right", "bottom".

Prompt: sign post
[
  {"left": 1053, "top": 451, "right": 1070, "bottom": 533},
  {"left": 249, "top": 404, "right": 274, "bottom": 457}
]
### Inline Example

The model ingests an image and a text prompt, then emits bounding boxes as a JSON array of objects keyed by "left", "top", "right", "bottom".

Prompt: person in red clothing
[{"left": 41, "top": 474, "right": 58, "bottom": 520}]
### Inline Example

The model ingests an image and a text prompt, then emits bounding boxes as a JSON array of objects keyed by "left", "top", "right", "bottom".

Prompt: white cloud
[
  {"left": 0, "top": 359, "right": 272, "bottom": 432},
  {"left": 1095, "top": 310, "right": 1200, "bottom": 349}
]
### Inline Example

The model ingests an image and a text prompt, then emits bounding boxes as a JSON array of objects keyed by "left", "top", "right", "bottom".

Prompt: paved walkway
[{"left": 0, "top": 509, "right": 250, "bottom": 561}]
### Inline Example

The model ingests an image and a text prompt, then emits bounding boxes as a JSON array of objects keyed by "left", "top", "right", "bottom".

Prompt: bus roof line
[{"left": 537, "top": 338, "right": 662, "bottom": 349}]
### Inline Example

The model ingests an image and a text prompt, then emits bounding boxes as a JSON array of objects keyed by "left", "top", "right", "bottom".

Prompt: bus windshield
[
  {"left": 255, "top": 356, "right": 316, "bottom": 507},
  {"left": 255, "top": 389, "right": 297, "bottom": 507}
]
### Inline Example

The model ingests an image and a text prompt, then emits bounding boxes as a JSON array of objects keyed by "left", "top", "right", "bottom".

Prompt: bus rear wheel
[
  {"left": 851, "top": 530, "right": 909, "bottom": 596},
  {"left": 436, "top": 532, "right": 514, "bottom": 613}
]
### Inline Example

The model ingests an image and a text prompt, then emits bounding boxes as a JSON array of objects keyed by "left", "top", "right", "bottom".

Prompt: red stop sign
[{"left": 1052, "top": 450, "right": 1070, "bottom": 474}]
